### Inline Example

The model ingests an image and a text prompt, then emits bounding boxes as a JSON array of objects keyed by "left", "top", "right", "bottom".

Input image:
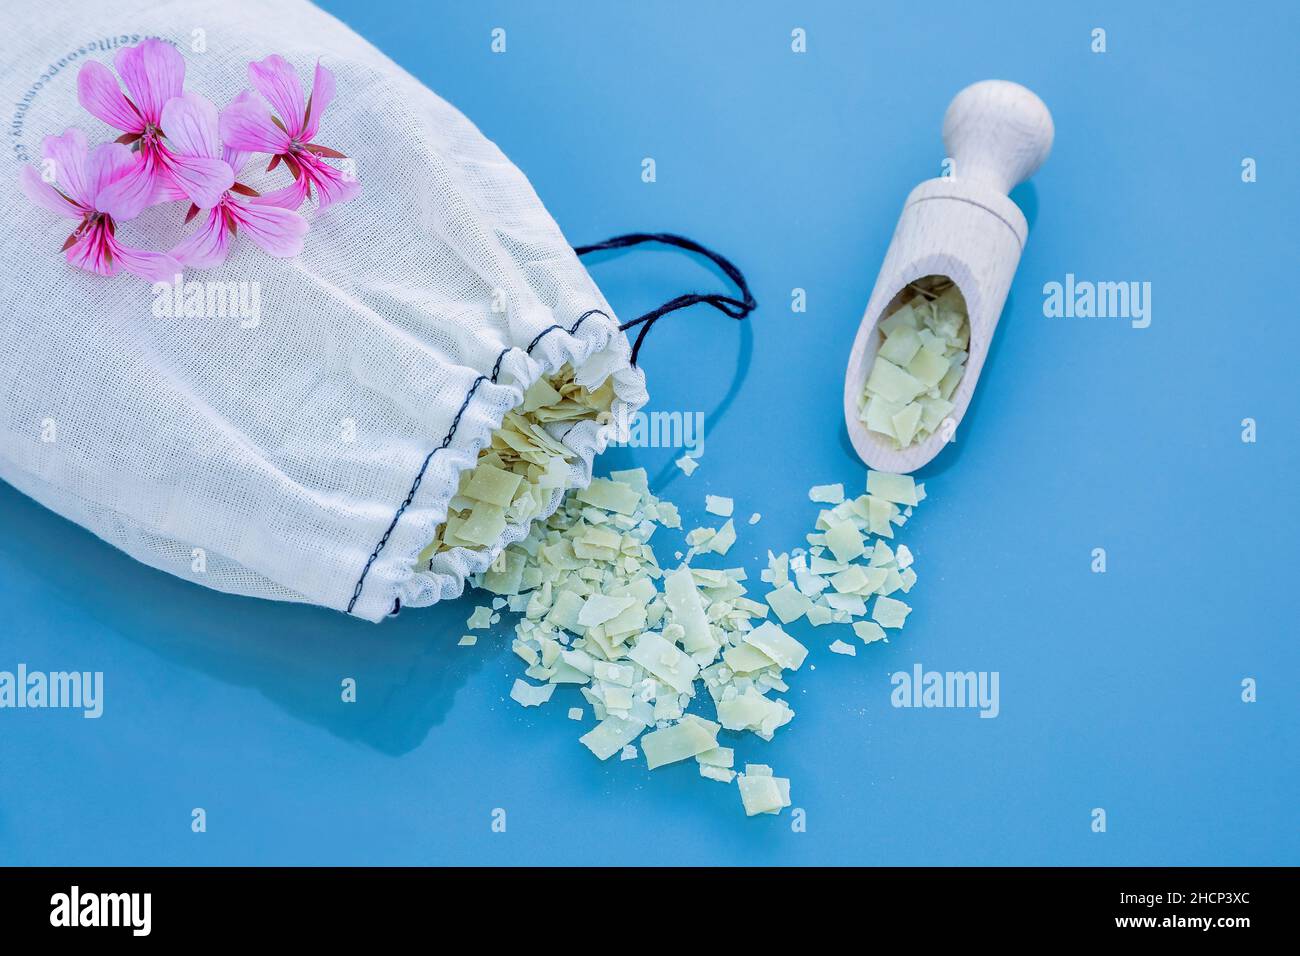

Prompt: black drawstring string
[{"left": 573, "top": 232, "right": 756, "bottom": 365}]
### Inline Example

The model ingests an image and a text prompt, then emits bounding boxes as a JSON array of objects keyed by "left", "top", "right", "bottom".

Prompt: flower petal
[
  {"left": 307, "top": 157, "right": 361, "bottom": 211},
  {"left": 84, "top": 142, "right": 139, "bottom": 209},
  {"left": 94, "top": 149, "right": 160, "bottom": 220},
  {"left": 19, "top": 166, "right": 84, "bottom": 218},
  {"left": 220, "top": 91, "right": 260, "bottom": 175},
  {"left": 228, "top": 197, "right": 308, "bottom": 257},
  {"left": 107, "top": 233, "right": 183, "bottom": 283},
  {"left": 114, "top": 39, "right": 185, "bottom": 124},
  {"left": 251, "top": 175, "right": 310, "bottom": 210},
  {"left": 163, "top": 151, "right": 235, "bottom": 209},
  {"left": 248, "top": 54, "right": 306, "bottom": 138},
  {"left": 171, "top": 207, "right": 231, "bottom": 269},
  {"left": 77, "top": 61, "right": 143, "bottom": 134},
  {"left": 157, "top": 94, "right": 236, "bottom": 208},
  {"left": 39, "top": 128, "right": 91, "bottom": 207},
  {"left": 65, "top": 222, "right": 116, "bottom": 276},
  {"left": 301, "top": 60, "right": 336, "bottom": 141},
  {"left": 223, "top": 147, "right": 252, "bottom": 180},
  {"left": 219, "top": 98, "right": 292, "bottom": 155},
  {"left": 151, "top": 175, "right": 189, "bottom": 205},
  {"left": 160, "top": 92, "right": 221, "bottom": 159}
]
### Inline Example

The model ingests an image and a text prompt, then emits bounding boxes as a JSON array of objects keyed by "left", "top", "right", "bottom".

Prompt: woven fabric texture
[{"left": 0, "top": 0, "right": 646, "bottom": 621}]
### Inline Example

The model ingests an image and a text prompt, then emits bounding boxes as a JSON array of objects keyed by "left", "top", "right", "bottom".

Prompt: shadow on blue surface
[
  {"left": 1010, "top": 182, "right": 1039, "bottom": 232},
  {"left": 581, "top": 240, "right": 757, "bottom": 494},
  {"left": 0, "top": 480, "right": 488, "bottom": 756}
]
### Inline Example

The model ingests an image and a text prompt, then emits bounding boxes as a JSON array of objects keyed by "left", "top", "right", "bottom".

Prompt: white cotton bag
[{"left": 0, "top": 0, "right": 648, "bottom": 621}]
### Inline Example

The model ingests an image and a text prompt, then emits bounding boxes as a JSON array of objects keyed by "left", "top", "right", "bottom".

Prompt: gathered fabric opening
[{"left": 419, "top": 364, "right": 615, "bottom": 561}]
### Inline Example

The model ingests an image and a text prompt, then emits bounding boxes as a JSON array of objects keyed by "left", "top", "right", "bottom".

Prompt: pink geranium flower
[
  {"left": 219, "top": 55, "right": 360, "bottom": 211},
  {"left": 160, "top": 92, "right": 308, "bottom": 268},
  {"left": 19, "top": 128, "right": 181, "bottom": 282},
  {"left": 77, "top": 38, "right": 232, "bottom": 220}
]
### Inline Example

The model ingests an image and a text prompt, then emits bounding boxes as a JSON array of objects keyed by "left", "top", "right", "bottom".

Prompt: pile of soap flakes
[
  {"left": 462, "top": 464, "right": 925, "bottom": 817},
  {"left": 858, "top": 278, "right": 969, "bottom": 450},
  {"left": 420, "top": 364, "right": 615, "bottom": 560}
]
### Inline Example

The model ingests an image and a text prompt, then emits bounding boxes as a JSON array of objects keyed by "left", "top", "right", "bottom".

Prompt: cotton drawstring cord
[{"left": 573, "top": 232, "right": 756, "bottom": 365}]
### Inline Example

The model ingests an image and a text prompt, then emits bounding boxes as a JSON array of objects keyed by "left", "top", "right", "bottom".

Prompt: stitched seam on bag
[{"left": 347, "top": 309, "right": 610, "bottom": 614}]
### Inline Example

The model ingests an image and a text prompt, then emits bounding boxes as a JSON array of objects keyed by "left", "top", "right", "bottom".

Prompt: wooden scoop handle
[{"left": 942, "top": 80, "right": 1054, "bottom": 197}]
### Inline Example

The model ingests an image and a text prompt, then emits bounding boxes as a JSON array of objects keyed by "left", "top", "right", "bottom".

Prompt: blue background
[{"left": 2, "top": 0, "right": 1296, "bottom": 865}]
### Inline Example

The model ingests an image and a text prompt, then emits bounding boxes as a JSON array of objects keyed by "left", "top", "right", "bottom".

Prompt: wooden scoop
[{"left": 844, "top": 79, "right": 1054, "bottom": 473}]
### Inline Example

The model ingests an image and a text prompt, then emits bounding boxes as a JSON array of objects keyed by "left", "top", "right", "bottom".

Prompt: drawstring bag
[{"left": 1, "top": 0, "right": 752, "bottom": 622}]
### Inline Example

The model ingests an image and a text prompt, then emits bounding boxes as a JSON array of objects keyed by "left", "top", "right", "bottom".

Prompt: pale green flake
[
  {"left": 482, "top": 548, "right": 526, "bottom": 595},
  {"left": 717, "top": 687, "right": 794, "bottom": 737},
  {"left": 825, "top": 592, "right": 867, "bottom": 616},
  {"left": 706, "top": 519, "right": 737, "bottom": 556},
  {"left": 510, "top": 679, "right": 555, "bottom": 707},
  {"left": 743, "top": 620, "right": 808, "bottom": 671},
  {"left": 545, "top": 589, "right": 585, "bottom": 632},
  {"left": 577, "top": 593, "right": 635, "bottom": 627},
  {"left": 455, "top": 504, "right": 509, "bottom": 547},
  {"left": 463, "top": 463, "right": 524, "bottom": 507},
  {"left": 869, "top": 540, "right": 896, "bottom": 567},
  {"left": 824, "top": 519, "right": 865, "bottom": 563},
  {"left": 642, "top": 719, "right": 718, "bottom": 769},
  {"left": 657, "top": 501, "right": 681, "bottom": 528},
  {"left": 696, "top": 746, "right": 735, "bottom": 769},
  {"left": 738, "top": 771, "right": 792, "bottom": 816},
  {"left": 867, "top": 471, "right": 919, "bottom": 506},
  {"left": 580, "top": 716, "right": 647, "bottom": 760},
  {"left": 577, "top": 477, "right": 642, "bottom": 515},
  {"left": 807, "top": 604, "right": 835, "bottom": 626},
  {"left": 627, "top": 631, "right": 699, "bottom": 694},
  {"left": 663, "top": 566, "right": 717, "bottom": 655},
  {"left": 878, "top": 323, "right": 922, "bottom": 365},
  {"left": 863, "top": 395, "right": 905, "bottom": 439},
  {"left": 906, "top": 345, "right": 949, "bottom": 388},
  {"left": 700, "top": 764, "right": 736, "bottom": 784},
  {"left": 608, "top": 468, "right": 649, "bottom": 493},
  {"left": 891, "top": 402, "right": 924, "bottom": 446},
  {"left": 865, "top": 356, "right": 926, "bottom": 405},
  {"left": 705, "top": 495, "right": 734, "bottom": 517},
  {"left": 592, "top": 660, "right": 635, "bottom": 686},
  {"left": 765, "top": 584, "right": 812, "bottom": 624},
  {"left": 723, "top": 643, "right": 776, "bottom": 674},
  {"left": 871, "top": 595, "right": 912, "bottom": 628},
  {"left": 808, "top": 483, "right": 845, "bottom": 504},
  {"left": 830, "top": 565, "right": 869, "bottom": 594},
  {"left": 853, "top": 620, "right": 888, "bottom": 644}
]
